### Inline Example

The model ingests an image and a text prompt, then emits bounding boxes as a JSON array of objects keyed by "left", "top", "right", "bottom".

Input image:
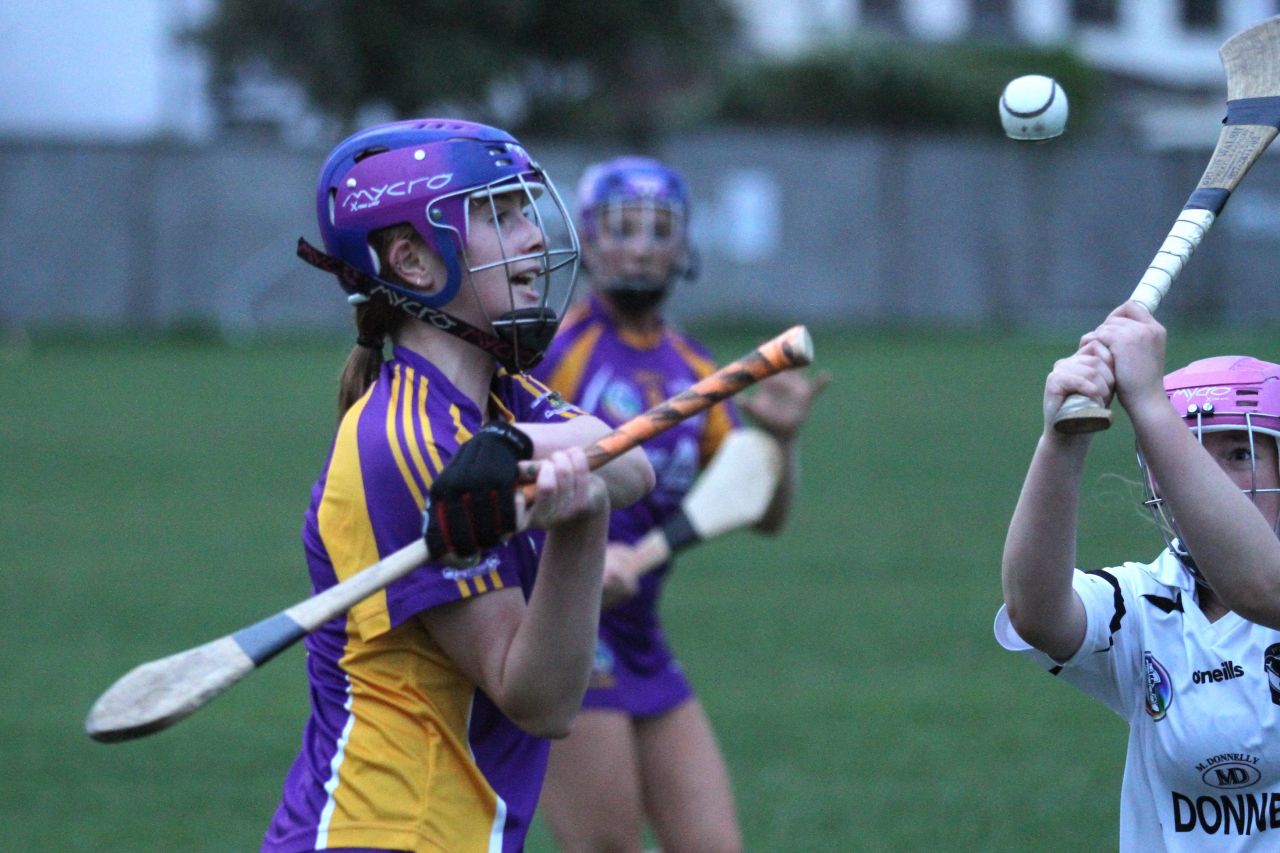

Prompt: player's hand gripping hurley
[
  {"left": 85, "top": 325, "right": 814, "bottom": 743},
  {"left": 1054, "top": 16, "right": 1280, "bottom": 433}
]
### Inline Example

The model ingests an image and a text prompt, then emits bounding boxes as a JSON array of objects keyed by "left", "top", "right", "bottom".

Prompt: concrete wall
[{"left": 5, "top": 130, "right": 1280, "bottom": 338}]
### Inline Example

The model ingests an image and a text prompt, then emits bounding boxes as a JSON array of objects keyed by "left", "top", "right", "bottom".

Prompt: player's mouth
[{"left": 508, "top": 266, "right": 543, "bottom": 290}]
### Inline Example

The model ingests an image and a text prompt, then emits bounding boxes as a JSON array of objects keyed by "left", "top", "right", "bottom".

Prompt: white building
[
  {"left": 729, "top": 0, "right": 1280, "bottom": 146},
  {"left": 735, "top": 0, "right": 1275, "bottom": 87},
  {"left": 1, "top": 0, "right": 1277, "bottom": 143},
  {"left": 0, "top": 0, "right": 214, "bottom": 141}
]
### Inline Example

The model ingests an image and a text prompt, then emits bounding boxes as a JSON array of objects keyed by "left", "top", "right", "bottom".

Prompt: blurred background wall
[{"left": 5, "top": 0, "right": 1280, "bottom": 338}]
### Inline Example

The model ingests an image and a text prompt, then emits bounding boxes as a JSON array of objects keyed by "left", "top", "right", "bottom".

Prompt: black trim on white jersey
[
  {"left": 1143, "top": 592, "right": 1184, "bottom": 614},
  {"left": 1047, "top": 569, "right": 1128, "bottom": 678},
  {"left": 1086, "top": 568, "right": 1127, "bottom": 641}
]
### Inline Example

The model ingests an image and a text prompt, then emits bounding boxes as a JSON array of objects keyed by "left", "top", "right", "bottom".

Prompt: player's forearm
[
  {"left": 499, "top": 508, "right": 609, "bottom": 737},
  {"left": 1131, "top": 402, "right": 1280, "bottom": 627},
  {"left": 1001, "top": 434, "right": 1090, "bottom": 658},
  {"left": 521, "top": 419, "right": 654, "bottom": 508}
]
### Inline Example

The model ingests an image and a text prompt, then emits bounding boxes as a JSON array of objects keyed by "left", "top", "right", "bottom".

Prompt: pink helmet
[
  {"left": 1140, "top": 355, "right": 1280, "bottom": 583},
  {"left": 1162, "top": 356, "right": 1280, "bottom": 439}
]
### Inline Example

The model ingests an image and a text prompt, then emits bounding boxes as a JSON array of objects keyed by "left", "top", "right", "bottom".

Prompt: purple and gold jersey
[
  {"left": 532, "top": 295, "right": 739, "bottom": 717},
  {"left": 263, "top": 346, "right": 582, "bottom": 853}
]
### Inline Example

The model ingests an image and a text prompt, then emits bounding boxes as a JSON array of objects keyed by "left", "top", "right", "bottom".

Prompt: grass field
[{"left": 5, "top": 323, "right": 1278, "bottom": 851}]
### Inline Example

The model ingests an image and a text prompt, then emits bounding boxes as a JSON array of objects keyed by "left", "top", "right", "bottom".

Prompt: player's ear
[{"left": 386, "top": 237, "right": 441, "bottom": 294}]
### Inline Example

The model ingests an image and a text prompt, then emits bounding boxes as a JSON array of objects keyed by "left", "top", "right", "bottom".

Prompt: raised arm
[
  {"left": 1095, "top": 303, "right": 1280, "bottom": 628},
  {"left": 1000, "top": 341, "right": 1112, "bottom": 661}
]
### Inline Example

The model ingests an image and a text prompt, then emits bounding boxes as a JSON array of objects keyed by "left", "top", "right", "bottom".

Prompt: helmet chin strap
[
  {"left": 490, "top": 307, "right": 559, "bottom": 367},
  {"left": 602, "top": 276, "right": 671, "bottom": 315},
  {"left": 297, "top": 237, "right": 553, "bottom": 372}
]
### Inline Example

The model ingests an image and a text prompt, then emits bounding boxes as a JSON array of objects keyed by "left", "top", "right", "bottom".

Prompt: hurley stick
[
  {"left": 1054, "top": 16, "right": 1280, "bottom": 433},
  {"left": 85, "top": 325, "right": 814, "bottom": 743},
  {"left": 621, "top": 428, "right": 785, "bottom": 581}
]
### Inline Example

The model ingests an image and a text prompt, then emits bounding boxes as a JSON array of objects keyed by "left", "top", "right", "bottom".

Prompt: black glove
[{"left": 423, "top": 421, "right": 534, "bottom": 561}]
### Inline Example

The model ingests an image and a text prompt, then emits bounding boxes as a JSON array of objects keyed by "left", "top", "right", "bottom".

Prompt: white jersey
[{"left": 995, "top": 550, "right": 1280, "bottom": 851}]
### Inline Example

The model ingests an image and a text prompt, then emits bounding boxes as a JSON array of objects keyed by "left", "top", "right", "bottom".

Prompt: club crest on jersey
[
  {"left": 1265, "top": 643, "right": 1280, "bottom": 706},
  {"left": 1144, "top": 651, "right": 1173, "bottom": 720},
  {"left": 590, "top": 639, "right": 617, "bottom": 688},
  {"left": 532, "top": 389, "right": 580, "bottom": 418},
  {"left": 602, "top": 381, "right": 643, "bottom": 423}
]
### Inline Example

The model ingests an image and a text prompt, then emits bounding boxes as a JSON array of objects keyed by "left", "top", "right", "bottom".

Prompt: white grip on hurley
[{"left": 1129, "top": 208, "right": 1217, "bottom": 312}]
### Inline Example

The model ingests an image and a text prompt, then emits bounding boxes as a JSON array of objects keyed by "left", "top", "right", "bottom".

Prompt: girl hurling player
[
  {"left": 261, "top": 119, "right": 653, "bottom": 853},
  {"left": 999, "top": 301, "right": 1280, "bottom": 850},
  {"left": 533, "top": 156, "right": 827, "bottom": 852}
]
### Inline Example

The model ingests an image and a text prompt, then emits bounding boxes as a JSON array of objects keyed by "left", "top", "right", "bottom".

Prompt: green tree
[{"left": 193, "top": 0, "right": 739, "bottom": 145}]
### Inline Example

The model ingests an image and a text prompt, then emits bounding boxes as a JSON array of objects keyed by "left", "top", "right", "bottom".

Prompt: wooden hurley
[
  {"left": 85, "top": 325, "right": 814, "bottom": 743},
  {"left": 1053, "top": 16, "right": 1280, "bottom": 434}
]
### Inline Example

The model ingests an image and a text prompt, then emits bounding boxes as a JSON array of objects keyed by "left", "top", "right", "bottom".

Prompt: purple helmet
[
  {"left": 316, "top": 117, "right": 578, "bottom": 310},
  {"left": 575, "top": 157, "right": 694, "bottom": 310},
  {"left": 1140, "top": 355, "right": 1280, "bottom": 581},
  {"left": 576, "top": 156, "right": 690, "bottom": 242}
]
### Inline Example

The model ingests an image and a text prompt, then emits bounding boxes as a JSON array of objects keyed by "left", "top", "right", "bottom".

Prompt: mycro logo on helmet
[
  {"left": 1170, "top": 386, "right": 1232, "bottom": 400},
  {"left": 343, "top": 173, "right": 454, "bottom": 212},
  {"left": 627, "top": 175, "right": 668, "bottom": 197}
]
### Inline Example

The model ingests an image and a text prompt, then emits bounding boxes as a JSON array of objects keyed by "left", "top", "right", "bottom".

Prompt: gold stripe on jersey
[
  {"left": 669, "top": 334, "right": 735, "bottom": 465},
  {"left": 488, "top": 392, "right": 516, "bottom": 423},
  {"left": 508, "top": 373, "right": 543, "bottom": 399},
  {"left": 509, "top": 373, "right": 578, "bottom": 420},
  {"left": 450, "top": 404, "right": 470, "bottom": 445},
  {"left": 417, "top": 376, "right": 444, "bottom": 472},
  {"left": 319, "top": 615, "right": 506, "bottom": 851},
  {"left": 320, "top": 392, "right": 391, "bottom": 638},
  {"left": 399, "top": 367, "right": 436, "bottom": 493},
  {"left": 386, "top": 364, "right": 426, "bottom": 508},
  {"left": 543, "top": 322, "right": 605, "bottom": 401}
]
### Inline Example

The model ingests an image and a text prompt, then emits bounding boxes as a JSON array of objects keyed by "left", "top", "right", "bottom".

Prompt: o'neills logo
[
  {"left": 1144, "top": 651, "right": 1173, "bottom": 720},
  {"left": 1192, "top": 660, "right": 1245, "bottom": 684}
]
